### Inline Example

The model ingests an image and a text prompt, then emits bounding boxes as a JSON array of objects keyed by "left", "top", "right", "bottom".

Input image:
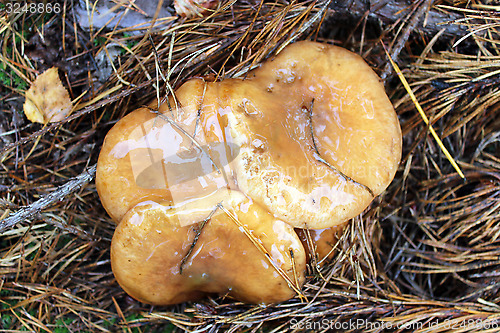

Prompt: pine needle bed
[{"left": 0, "top": 1, "right": 499, "bottom": 332}]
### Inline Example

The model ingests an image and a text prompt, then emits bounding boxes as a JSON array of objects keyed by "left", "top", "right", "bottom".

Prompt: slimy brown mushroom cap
[
  {"left": 96, "top": 79, "right": 235, "bottom": 223},
  {"left": 111, "top": 190, "right": 306, "bottom": 305},
  {"left": 224, "top": 41, "right": 401, "bottom": 228}
]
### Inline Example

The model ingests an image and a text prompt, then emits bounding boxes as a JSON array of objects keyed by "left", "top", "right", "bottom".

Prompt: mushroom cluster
[{"left": 96, "top": 41, "right": 402, "bottom": 305}]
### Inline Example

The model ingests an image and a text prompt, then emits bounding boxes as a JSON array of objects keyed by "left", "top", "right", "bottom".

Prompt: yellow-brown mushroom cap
[
  {"left": 96, "top": 79, "right": 236, "bottom": 223},
  {"left": 97, "top": 41, "right": 401, "bottom": 229},
  {"left": 223, "top": 41, "right": 402, "bottom": 228},
  {"left": 296, "top": 225, "right": 345, "bottom": 265},
  {"left": 111, "top": 190, "right": 306, "bottom": 305}
]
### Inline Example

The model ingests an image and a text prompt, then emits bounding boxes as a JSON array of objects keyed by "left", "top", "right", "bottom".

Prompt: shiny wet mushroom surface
[{"left": 96, "top": 40, "right": 402, "bottom": 305}]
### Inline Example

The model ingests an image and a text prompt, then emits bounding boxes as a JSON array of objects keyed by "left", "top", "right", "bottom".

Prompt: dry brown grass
[{"left": 0, "top": 0, "right": 499, "bottom": 332}]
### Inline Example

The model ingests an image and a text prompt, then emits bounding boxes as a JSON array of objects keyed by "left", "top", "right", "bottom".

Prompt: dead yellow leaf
[{"left": 23, "top": 67, "right": 73, "bottom": 124}]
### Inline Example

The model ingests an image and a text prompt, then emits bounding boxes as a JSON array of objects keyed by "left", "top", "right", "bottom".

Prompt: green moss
[
  {"left": 0, "top": 8, "right": 57, "bottom": 93},
  {"left": 0, "top": 67, "right": 27, "bottom": 91},
  {"left": 125, "top": 313, "right": 143, "bottom": 333},
  {"left": 1, "top": 313, "right": 12, "bottom": 329},
  {"left": 102, "top": 317, "right": 118, "bottom": 328},
  {"left": 123, "top": 33, "right": 139, "bottom": 51},
  {"left": 14, "top": 72, "right": 28, "bottom": 90},
  {"left": 53, "top": 318, "right": 74, "bottom": 333},
  {"left": 125, "top": 313, "right": 144, "bottom": 321},
  {"left": 94, "top": 36, "right": 107, "bottom": 47}
]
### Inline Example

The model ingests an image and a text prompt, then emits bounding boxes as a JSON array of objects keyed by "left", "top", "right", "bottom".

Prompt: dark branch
[
  {"left": 328, "top": 0, "right": 467, "bottom": 38},
  {"left": 380, "top": 0, "right": 433, "bottom": 80}
]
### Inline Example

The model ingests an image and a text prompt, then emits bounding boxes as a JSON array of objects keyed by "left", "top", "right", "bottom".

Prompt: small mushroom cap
[
  {"left": 111, "top": 190, "right": 306, "bottom": 305},
  {"left": 223, "top": 41, "right": 402, "bottom": 228},
  {"left": 296, "top": 225, "right": 345, "bottom": 264}
]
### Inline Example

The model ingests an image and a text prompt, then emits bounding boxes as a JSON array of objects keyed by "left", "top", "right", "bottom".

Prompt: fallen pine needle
[
  {"left": 382, "top": 44, "right": 466, "bottom": 179},
  {"left": 219, "top": 204, "right": 306, "bottom": 301}
]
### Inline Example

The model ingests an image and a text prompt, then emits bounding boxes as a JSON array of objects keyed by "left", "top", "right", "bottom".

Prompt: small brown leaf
[{"left": 23, "top": 67, "right": 72, "bottom": 124}]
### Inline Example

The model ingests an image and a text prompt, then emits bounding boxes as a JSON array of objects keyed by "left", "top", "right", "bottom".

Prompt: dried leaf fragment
[
  {"left": 23, "top": 67, "right": 72, "bottom": 124},
  {"left": 174, "top": 0, "right": 219, "bottom": 18}
]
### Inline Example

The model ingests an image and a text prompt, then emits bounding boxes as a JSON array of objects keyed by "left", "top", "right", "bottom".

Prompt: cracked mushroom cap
[
  {"left": 111, "top": 190, "right": 306, "bottom": 305},
  {"left": 222, "top": 41, "right": 402, "bottom": 228}
]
